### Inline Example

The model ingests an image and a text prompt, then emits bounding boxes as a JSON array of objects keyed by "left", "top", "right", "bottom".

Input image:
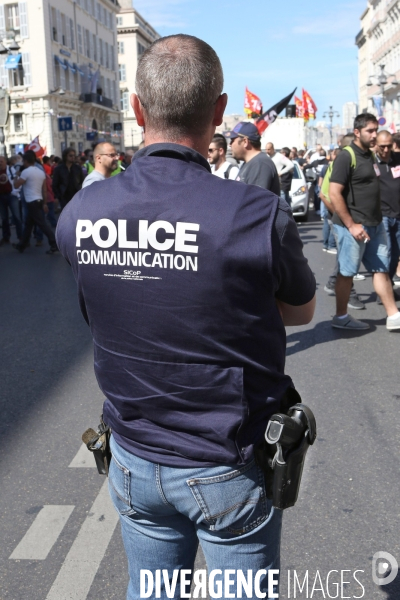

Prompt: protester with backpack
[
  {"left": 329, "top": 113, "right": 400, "bottom": 331},
  {"left": 208, "top": 134, "right": 239, "bottom": 180}
]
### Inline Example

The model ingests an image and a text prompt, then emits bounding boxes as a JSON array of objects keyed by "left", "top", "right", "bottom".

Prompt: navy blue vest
[{"left": 57, "top": 144, "right": 294, "bottom": 467}]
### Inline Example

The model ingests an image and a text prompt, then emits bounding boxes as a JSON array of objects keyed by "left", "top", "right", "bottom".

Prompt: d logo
[{"left": 372, "top": 551, "right": 398, "bottom": 586}]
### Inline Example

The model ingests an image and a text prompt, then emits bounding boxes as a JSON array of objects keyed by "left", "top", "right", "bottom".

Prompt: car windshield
[{"left": 292, "top": 162, "right": 301, "bottom": 179}]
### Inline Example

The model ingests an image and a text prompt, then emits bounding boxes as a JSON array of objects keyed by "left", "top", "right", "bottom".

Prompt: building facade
[
  {"left": 343, "top": 102, "right": 358, "bottom": 130},
  {"left": 0, "top": 0, "right": 122, "bottom": 157},
  {"left": 357, "top": 0, "right": 400, "bottom": 128},
  {"left": 117, "top": 0, "right": 159, "bottom": 150}
]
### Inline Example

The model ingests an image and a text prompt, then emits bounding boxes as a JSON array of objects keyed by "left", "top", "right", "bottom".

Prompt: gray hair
[{"left": 136, "top": 34, "right": 223, "bottom": 139}]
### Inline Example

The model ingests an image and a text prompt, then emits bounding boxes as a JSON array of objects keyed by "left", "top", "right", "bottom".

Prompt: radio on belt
[{"left": 264, "top": 403, "right": 317, "bottom": 510}]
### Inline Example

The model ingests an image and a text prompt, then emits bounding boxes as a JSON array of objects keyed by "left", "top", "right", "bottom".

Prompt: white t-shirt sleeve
[{"left": 228, "top": 165, "right": 240, "bottom": 180}]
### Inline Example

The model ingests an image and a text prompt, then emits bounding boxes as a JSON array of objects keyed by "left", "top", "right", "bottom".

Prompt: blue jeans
[
  {"left": 109, "top": 436, "right": 282, "bottom": 600},
  {"left": 334, "top": 222, "right": 389, "bottom": 277},
  {"left": 0, "top": 192, "right": 22, "bottom": 240},
  {"left": 280, "top": 189, "right": 291, "bottom": 206},
  {"left": 382, "top": 216, "right": 400, "bottom": 280},
  {"left": 321, "top": 204, "right": 336, "bottom": 249}
]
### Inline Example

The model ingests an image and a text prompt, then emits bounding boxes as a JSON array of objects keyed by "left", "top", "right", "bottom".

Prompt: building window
[
  {"left": 118, "top": 41, "right": 124, "bottom": 54},
  {"left": 61, "top": 13, "right": 67, "bottom": 46},
  {"left": 13, "top": 113, "right": 23, "bottom": 132},
  {"left": 119, "top": 64, "right": 126, "bottom": 81},
  {"left": 138, "top": 43, "right": 146, "bottom": 56},
  {"left": 117, "top": 16, "right": 123, "bottom": 26},
  {"left": 70, "top": 19, "right": 75, "bottom": 50},
  {"left": 6, "top": 4, "right": 19, "bottom": 31},
  {"left": 121, "top": 91, "right": 129, "bottom": 112},
  {"left": 10, "top": 63, "right": 24, "bottom": 87}
]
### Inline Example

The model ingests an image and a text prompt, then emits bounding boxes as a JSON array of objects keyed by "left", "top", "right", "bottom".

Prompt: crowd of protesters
[
  {"left": 2, "top": 113, "right": 400, "bottom": 331},
  {"left": 0, "top": 144, "right": 134, "bottom": 254}
]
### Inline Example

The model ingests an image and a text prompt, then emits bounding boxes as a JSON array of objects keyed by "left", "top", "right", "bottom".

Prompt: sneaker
[
  {"left": 332, "top": 314, "right": 370, "bottom": 330},
  {"left": 322, "top": 247, "right": 328, "bottom": 252},
  {"left": 387, "top": 313, "right": 400, "bottom": 330},
  {"left": 393, "top": 274, "right": 400, "bottom": 287},
  {"left": 347, "top": 296, "right": 365, "bottom": 310},
  {"left": 46, "top": 247, "right": 59, "bottom": 255},
  {"left": 12, "top": 243, "right": 25, "bottom": 253},
  {"left": 353, "top": 273, "right": 366, "bottom": 281},
  {"left": 324, "top": 284, "right": 336, "bottom": 296},
  {"left": 326, "top": 248, "right": 337, "bottom": 254}
]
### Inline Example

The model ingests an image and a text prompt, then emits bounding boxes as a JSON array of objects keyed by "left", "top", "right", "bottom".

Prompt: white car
[{"left": 290, "top": 161, "right": 309, "bottom": 221}]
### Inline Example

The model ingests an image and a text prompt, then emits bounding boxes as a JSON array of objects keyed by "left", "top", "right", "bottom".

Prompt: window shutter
[
  {"left": 19, "top": 2, "right": 29, "bottom": 39},
  {"left": 111, "top": 45, "right": 115, "bottom": 71},
  {"left": 0, "top": 5, "right": 5, "bottom": 37},
  {"left": 22, "top": 52, "right": 31, "bottom": 86},
  {"left": 97, "top": 2, "right": 101, "bottom": 22},
  {"left": 66, "top": 16, "right": 71, "bottom": 48},
  {"left": 0, "top": 56, "right": 8, "bottom": 89},
  {"left": 56, "top": 10, "right": 62, "bottom": 44},
  {"left": 70, "top": 68, "right": 75, "bottom": 93},
  {"left": 48, "top": 5, "right": 53, "bottom": 41},
  {"left": 105, "top": 42, "right": 109, "bottom": 68},
  {"left": 59, "top": 61, "right": 65, "bottom": 89},
  {"left": 97, "top": 37, "right": 101, "bottom": 65},
  {"left": 90, "top": 34, "right": 94, "bottom": 62},
  {"left": 70, "top": 19, "right": 75, "bottom": 50},
  {"left": 77, "top": 24, "right": 83, "bottom": 55},
  {"left": 93, "top": 34, "right": 97, "bottom": 61}
]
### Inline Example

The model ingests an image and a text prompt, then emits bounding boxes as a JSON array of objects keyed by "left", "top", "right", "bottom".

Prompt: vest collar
[{"left": 132, "top": 142, "right": 211, "bottom": 172}]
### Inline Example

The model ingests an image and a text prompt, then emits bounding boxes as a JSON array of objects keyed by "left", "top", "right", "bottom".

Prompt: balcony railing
[{"left": 79, "top": 93, "right": 113, "bottom": 109}]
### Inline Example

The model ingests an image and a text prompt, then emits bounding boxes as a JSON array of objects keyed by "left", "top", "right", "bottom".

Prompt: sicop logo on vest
[{"left": 75, "top": 219, "right": 200, "bottom": 272}]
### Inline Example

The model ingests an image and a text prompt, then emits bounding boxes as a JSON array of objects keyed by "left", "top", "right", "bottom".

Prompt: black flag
[{"left": 255, "top": 88, "right": 297, "bottom": 134}]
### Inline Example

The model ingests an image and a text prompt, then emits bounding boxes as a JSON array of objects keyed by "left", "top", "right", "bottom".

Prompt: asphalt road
[{"left": 1, "top": 213, "right": 399, "bottom": 600}]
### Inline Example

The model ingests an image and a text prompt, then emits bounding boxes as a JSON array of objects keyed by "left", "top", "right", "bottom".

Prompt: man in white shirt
[
  {"left": 208, "top": 135, "right": 239, "bottom": 180},
  {"left": 13, "top": 150, "right": 58, "bottom": 254},
  {"left": 265, "top": 142, "right": 294, "bottom": 176},
  {"left": 82, "top": 142, "right": 119, "bottom": 188}
]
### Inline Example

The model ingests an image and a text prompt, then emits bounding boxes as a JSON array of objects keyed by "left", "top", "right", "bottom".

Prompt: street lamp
[
  {"left": 367, "top": 64, "right": 398, "bottom": 119},
  {"left": 322, "top": 106, "right": 340, "bottom": 144}
]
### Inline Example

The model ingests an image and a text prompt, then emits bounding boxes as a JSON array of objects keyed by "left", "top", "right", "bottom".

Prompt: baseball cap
[{"left": 224, "top": 122, "right": 261, "bottom": 142}]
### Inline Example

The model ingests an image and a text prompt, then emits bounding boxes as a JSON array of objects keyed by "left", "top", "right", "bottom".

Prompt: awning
[
  {"left": 74, "top": 64, "right": 85, "bottom": 77},
  {"left": 54, "top": 56, "right": 67, "bottom": 70},
  {"left": 66, "top": 61, "right": 76, "bottom": 73},
  {"left": 5, "top": 54, "right": 21, "bottom": 69}
]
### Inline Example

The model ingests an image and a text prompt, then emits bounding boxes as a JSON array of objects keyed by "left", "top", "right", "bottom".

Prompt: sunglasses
[{"left": 378, "top": 144, "right": 393, "bottom": 149}]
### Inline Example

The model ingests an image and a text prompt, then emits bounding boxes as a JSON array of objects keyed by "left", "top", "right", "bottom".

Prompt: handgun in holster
[
  {"left": 82, "top": 415, "right": 111, "bottom": 476},
  {"left": 256, "top": 389, "right": 317, "bottom": 510}
]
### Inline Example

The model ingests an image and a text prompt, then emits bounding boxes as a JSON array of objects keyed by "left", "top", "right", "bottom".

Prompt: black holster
[
  {"left": 81, "top": 415, "right": 112, "bottom": 476},
  {"left": 255, "top": 389, "right": 317, "bottom": 510}
]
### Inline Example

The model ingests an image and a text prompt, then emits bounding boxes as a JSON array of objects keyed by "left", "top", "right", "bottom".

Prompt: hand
[
  {"left": 43, "top": 203, "right": 49, "bottom": 214},
  {"left": 348, "top": 223, "right": 370, "bottom": 242}
]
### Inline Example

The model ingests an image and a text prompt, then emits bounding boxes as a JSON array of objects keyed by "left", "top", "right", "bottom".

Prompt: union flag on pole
[
  {"left": 294, "top": 96, "right": 303, "bottom": 118},
  {"left": 302, "top": 89, "right": 317, "bottom": 121},
  {"left": 255, "top": 88, "right": 296, "bottom": 135},
  {"left": 25, "top": 136, "right": 46, "bottom": 158},
  {"left": 244, "top": 87, "right": 263, "bottom": 117}
]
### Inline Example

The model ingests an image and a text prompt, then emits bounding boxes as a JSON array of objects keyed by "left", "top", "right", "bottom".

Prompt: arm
[
  {"left": 14, "top": 176, "right": 26, "bottom": 190},
  {"left": 274, "top": 200, "right": 316, "bottom": 325},
  {"left": 278, "top": 155, "right": 294, "bottom": 176},
  {"left": 41, "top": 178, "right": 48, "bottom": 213},
  {"left": 276, "top": 296, "right": 316, "bottom": 326},
  {"left": 329, "top": 183, "right": 369, "bottom": 241}
]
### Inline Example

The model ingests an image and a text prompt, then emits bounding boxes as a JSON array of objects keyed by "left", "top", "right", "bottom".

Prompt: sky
[{"left": 132, "top": 0, "right": 367, "bottom": 125}]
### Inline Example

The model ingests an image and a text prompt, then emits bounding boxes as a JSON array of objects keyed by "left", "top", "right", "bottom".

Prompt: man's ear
[
  {"left": 212, "top": 93, "right": 228, "bottom": 127},
  {"left": 132, "top": 94, "right": 145, "bottom": 126}
]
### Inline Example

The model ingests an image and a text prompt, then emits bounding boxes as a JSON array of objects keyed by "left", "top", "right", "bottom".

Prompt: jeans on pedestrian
[
  {"left": 0, "top": 193, "right": 23, "bottom": 240},
  {"left": 280, "top": 189, "right": 291, "bottom": 206},
  {"left": 321, "top": 204, "right": 336, "bottom": 250},
  {"left": 382, "top": 216, "right": 400, "bottom": 280},
  {"left": 109, "top": 435, "right": 282, "bottom": 600},
  {"left": 35, "top": 202, "right": 57, "bottom": 241},
  {"left": 20, "top": 200, "right": 57, "bottom": 249}
]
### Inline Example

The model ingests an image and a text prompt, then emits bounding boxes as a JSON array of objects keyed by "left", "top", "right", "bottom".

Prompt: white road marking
[
  {"left": 69, "top": 444, "right": 96, "bottom": 468},
  {"left": 9, "top": 505, "right": 75, "bottom": 560},
  {"left": 45, "top": 479, "right": 119, "bottom": 600}
]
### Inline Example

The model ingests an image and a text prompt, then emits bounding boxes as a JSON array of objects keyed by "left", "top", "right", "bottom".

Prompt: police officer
[{"left": 57, "top": 34, "right": 316, "bottom": 600}]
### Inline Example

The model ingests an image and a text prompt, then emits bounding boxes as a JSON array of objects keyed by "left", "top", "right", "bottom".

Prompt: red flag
[
  {"left": 302, "top": 89, "right": 317, "bottom": 121},
  {"left": 389, "top": 122, "right": 396, "bottom": 134},
  {"left": 294, "top": 96, "right": 303, "bottom": 118},
  {"left": 25, "top": 136, "right": 46, "bottom": 158},
  {"left": 255, "top": 88, "right": 296, "bottom": 135},
  {"left": 244, "top": 87, "right": 263, "bottom": 117}
]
